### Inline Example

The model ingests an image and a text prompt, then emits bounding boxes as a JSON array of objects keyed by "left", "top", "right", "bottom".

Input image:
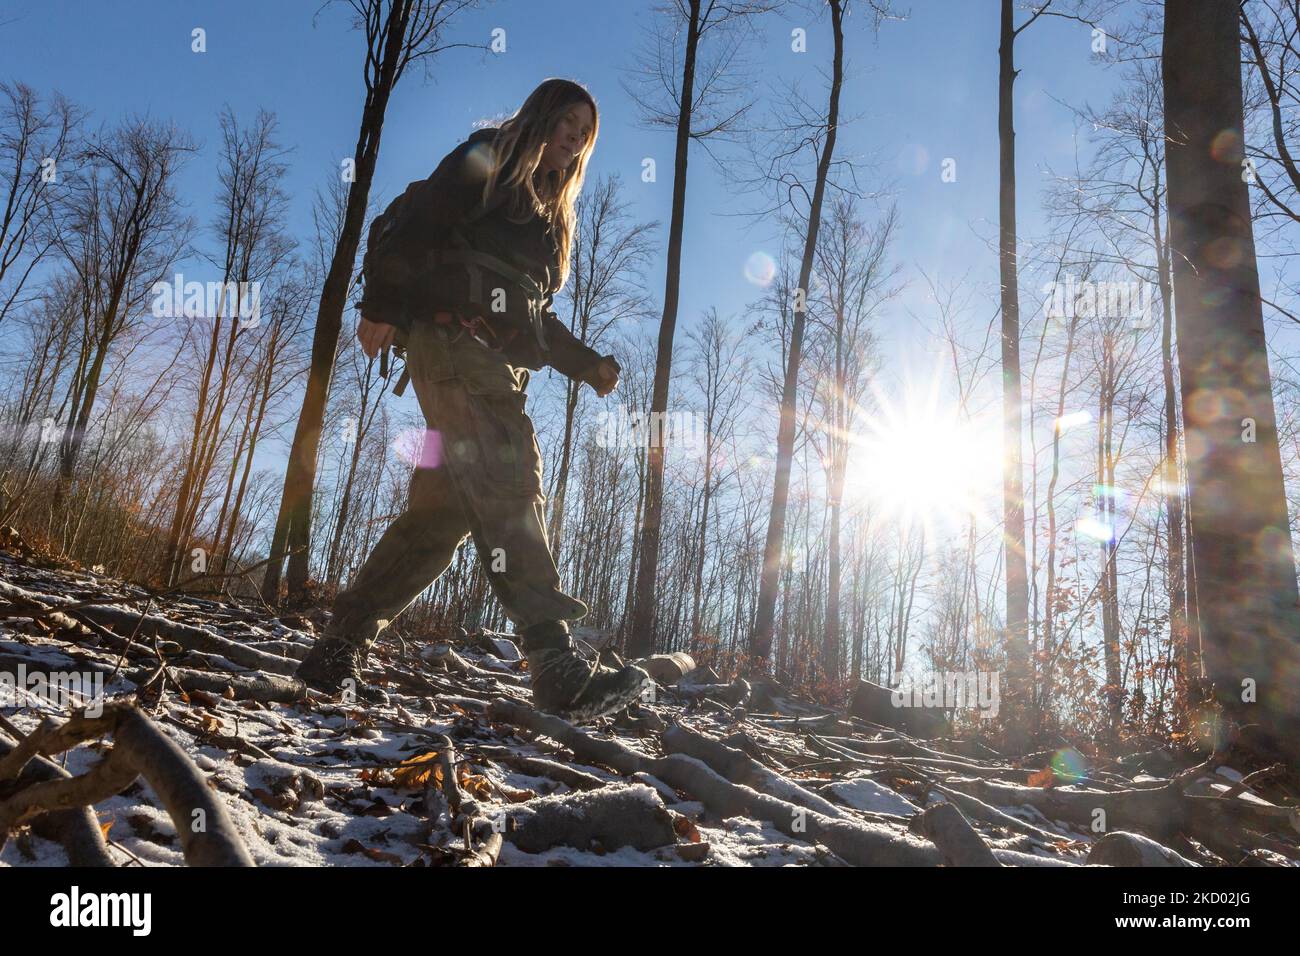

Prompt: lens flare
[
  {"left": 1076, "top": 515, "right": 1114, "bottom": 542},
  {"left": 743, "top": 251, "right": 777, "bottom": 287},
  {"left": 897, "top": 143, "right": 930, "bottom": 176},
  {"left": 1055, "top": 410, "right": 1091, "bottom": 431},
  {"left": 394, "top": 427, "right": 441, "bottom": 468},
  {"left": 1049, "top": 747, "right": 1088, "bottom": 784}
]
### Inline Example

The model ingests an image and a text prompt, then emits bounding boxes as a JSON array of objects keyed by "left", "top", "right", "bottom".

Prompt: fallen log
[
  {"left": 0, "top": 578, "right": 298, "bottom": 677},
  {"left": 635, "top": 653, "right": 695, "bottom": 684},
  {"left": 131, "top": 665, "right": 306, "bottom": 704},
  {"left": 850, "top": 678, "right": 948, "bottom": 738},
  {"left": 471, "top": 745, "right": 607, "bottom": 792},
  {"left": 422, "top": 642, "right": 525, "bottom": 685},
  {"left": 673, "top": 677, "right": 751, "bottom": 707},
  {"left": 507, "top": 784, "right": 677, "bottom": 853},
  {"left": 662, "top": 723, "right": 848, "bottom": 820},
  {"left": 81, "top": 604, "right": 299, "bottom": 676},
  {"left": 929, "top": 784, "right": 1070, "bottom": 844},
  {"left": 1087, "top": 831, "right": 1198, "bottom": 867}
]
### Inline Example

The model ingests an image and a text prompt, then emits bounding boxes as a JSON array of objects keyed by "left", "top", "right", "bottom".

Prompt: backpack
[{"left": 361, "top": 175, "right": 558, "bottom": 396}]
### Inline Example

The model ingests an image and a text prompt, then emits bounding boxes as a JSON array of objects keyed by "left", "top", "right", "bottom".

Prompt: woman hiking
[{"left": 295, "top": 78, "right": 650, "bottom": 723}]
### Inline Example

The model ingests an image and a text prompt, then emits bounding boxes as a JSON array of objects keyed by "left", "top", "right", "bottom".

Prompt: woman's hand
[
  {"left": 358, "top": 316, "right": 396, "bottom": 359},
  {"left": 590, "top": 357, "right": 620, "bottom": 397}
]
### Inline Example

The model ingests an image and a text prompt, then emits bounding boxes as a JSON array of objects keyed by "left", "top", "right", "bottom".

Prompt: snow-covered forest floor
[{"left": 0, "top": 547, "right": 1296, "bottom": 868}]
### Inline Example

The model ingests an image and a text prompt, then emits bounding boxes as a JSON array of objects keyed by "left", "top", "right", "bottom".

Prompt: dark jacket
[{"left": 357, "top": 128, "right": 606, "bottom": 383}]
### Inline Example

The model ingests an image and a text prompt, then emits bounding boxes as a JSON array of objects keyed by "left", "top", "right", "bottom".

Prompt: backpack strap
[{"left": 431, "top": 187, "right": 554, "bottom": 352}]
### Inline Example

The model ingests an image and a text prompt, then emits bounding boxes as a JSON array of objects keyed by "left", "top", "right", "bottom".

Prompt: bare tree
[
  {"left": 994, "top": 0, "right": 1115, "bottom": 746},
  {"left": 683, "top": 309, "right": 750, "bottom": 654},
  {"left": 808, "top": 196, "right": 896, "bottom": 685},
  {"left": 1164, "top": 0, "right": 1300, "bottom": 759},
  {"left": 0, "top": 82, "right": 78, "bottom": 328},
  {"left": 267, "top": 0, "right": 482, "bottom": 602},
  {"left": 52, "top": 118, "right": 194, "bottom": 498},
  {"left": 750, "top": 0, "right": 846, "bottom": 666},
  {"left": 624, "top": 0, "right": 771, "bottom": 657},
  {"left": 547, "top": 175, "right": 655, "bottom": 552},
  {"left": 163, "top": 107, "right": 293, "bottom": 584}
]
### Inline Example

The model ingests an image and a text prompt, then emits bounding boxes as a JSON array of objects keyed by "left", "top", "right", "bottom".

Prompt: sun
[{"left": 840, "top": 377, "right": 1003, "bottom": 531}]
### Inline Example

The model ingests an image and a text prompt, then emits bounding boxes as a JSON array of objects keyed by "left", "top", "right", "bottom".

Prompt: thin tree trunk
[
  {"left": 270, "top": 0, "right": 411, "bottom": 601},
  {"left": 628, "top": 0, "right": 701, "bottom": 658},
  {"left": 751, "top": 0, "right": 844, "bottom": 665},
  {"left": 997, "top": 0, "right": 1032, "bottom": 745}
]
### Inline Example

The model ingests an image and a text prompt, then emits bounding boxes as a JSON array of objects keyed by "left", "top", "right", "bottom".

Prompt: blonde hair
[{"left": 482, "top": 78, "right": 598, "bottom": 291}]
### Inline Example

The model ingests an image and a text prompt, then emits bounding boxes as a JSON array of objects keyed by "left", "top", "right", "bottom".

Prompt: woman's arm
[{"left": 540, "top": 307, "right": 619, "bottom": 394}]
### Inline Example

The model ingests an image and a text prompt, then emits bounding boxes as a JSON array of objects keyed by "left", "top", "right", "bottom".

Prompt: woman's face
[{"left": 540, "top": 101, "right": 594, "bottom": 174}]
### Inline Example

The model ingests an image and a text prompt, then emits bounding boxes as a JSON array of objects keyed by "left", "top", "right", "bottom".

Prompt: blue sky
[
  {"left": 9, "top": 0, "right": 1227, "bottom": 642},
  {"left": 2, "top": 0, "right": 1126, "bottom": 344}
]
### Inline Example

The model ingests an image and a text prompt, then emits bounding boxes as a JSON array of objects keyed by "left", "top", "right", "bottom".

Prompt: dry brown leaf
[
  {"left": 672, "top": 812, "right": 702, "bottom": 843},
  {"left": 676, "top": 841, "right": 710, "bottom": 862},
  {"left": 341, "top": 838, "right": 404, "bottom": 865},
  {"left": 1027, "top": 766, "right": 1056, "bottom": 788},
  {"left": 458, "top": 765, "right": 492, "bottom": 800},
  {"left": 499, "top": 784, "right": 536, "bottom": 803},
  {"left": 188, "top": 689, "right": 220, "bottom": 709},
  {"left": 358, "top": 767, "right": 394, "bottom": 786},
  {"left": 391, "top": 751, "right": 442, "bottom": 790},
  {"left": 251, "top": 787, "right": 298, "bottom": 812}
]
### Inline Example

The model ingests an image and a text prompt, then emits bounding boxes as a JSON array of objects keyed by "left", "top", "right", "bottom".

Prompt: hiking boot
[
  {"left": 519, "top": 621, "right": 649, "bottom": 723},
  {"left": 296, "top": 635, "right": 389, "bottom": 705}
]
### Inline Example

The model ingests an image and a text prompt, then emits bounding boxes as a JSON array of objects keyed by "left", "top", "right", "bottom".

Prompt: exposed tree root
[
  {"left": 915, "top": 802, "right": 1001, "bottom": 866},
  {"left": 0, "top": 703, "right": 254, "bottom": 865},
  {"left": 506, "top": 784, "right": 677, "bottom": 853},
  {"left": 487, "top": 699, "right": 941, "bottom": 866}
]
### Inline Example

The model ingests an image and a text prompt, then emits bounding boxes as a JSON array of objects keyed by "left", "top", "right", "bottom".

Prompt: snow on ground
[{"left": 1, "top": 551, "right": 1295, "bottom": 867}]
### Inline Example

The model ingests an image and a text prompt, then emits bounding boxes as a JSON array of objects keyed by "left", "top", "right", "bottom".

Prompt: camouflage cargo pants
[{"left": 327, "top": 318, "right": 588, "bottom": 650}]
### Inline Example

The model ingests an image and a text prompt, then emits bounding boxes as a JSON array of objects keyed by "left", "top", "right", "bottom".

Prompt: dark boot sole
[{"left": 552, "top": 668, "right": 651, "bottom": 724}]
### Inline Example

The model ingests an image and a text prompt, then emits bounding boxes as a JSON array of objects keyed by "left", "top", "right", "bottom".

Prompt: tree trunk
[
  {"left": 1155, "top": 204, "right": 1190, "bottom": 715},
  {"left": 269, "top": 2, "right": 410, "bottom": 601},
  {"left": 997, "top": 0, "right": 1032, "bottom": 746},
  {"left": 1163, "top": 0, "right": 1300, "bottom": 756},
  {"left": 628, "top": 0, "right": 701, "bottom": 658},
  {"left": 751, "top": 0, "right": 844, "bottom": 666}
]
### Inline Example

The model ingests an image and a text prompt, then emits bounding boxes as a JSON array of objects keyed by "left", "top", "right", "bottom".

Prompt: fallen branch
[
  {"left": 131, "top": 665, "right": 306, "bottom": 704},
  {"left": 662, "top": 723, "right": 848, "bottom": 820},
  {"left": 0, "top": 731, "right": 115, "bottom": 866},
  {"left": 0, "top": 703, "right": 254, "bottom": 865},
  {"left": 471, "top": 744, "right": 607, "bottom": 791}
]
